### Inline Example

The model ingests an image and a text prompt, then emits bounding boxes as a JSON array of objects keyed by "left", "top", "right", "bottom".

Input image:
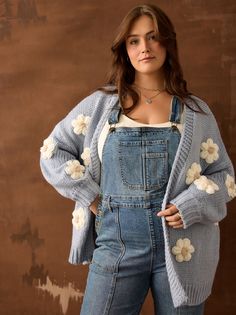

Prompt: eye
[
  {"left": 147, "top": 33, "right": 158, "bottom": 41},
  {"left": 129, "top": 38, "right": 138, "bottom": 45}
]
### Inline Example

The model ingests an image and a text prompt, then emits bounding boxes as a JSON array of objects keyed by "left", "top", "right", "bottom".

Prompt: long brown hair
[{"left": 97, "top": 4, "right": 205, "bottom": 114}]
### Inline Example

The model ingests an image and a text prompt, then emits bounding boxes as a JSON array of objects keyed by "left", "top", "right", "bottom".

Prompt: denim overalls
[{"left": 81, "top": 96, "right": 205, "bottom": 315}]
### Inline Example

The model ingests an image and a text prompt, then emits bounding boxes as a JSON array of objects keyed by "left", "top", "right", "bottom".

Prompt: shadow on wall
[
  {"left": 0, "top": 0, "right": 47, "bottom": 41},
  {"left": 10, "top": 218, "right": 84, "bottom": 314},
  {"left": 10, "top": 217, "right": 47, "bottom": 286}
]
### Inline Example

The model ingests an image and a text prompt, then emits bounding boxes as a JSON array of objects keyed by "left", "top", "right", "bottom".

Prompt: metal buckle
[
  {"left": 109, "top": 123, "right": 116, "bottom": 133},
  {"left": 171, "top": 122, "right": 178, "bottom": 131}
]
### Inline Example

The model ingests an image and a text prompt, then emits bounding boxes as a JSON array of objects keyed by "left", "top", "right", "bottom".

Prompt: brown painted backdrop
[{"left": 0, "top": 1, "right": 236, "bottom": 314}]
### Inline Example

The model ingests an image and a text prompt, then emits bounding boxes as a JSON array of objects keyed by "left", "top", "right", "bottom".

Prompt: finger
[
  {"left": 165, "top": 213, "right": 182, "bottom": 222},
  {"left": 167, "top": 219, "right": 183, "bottom": 226},
  {"left": 157, "top": 204, "right": 178, "bottom": 217}
]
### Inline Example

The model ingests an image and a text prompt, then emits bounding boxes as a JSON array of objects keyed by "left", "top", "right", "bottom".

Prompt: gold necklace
[
  {"left": 133, "top": 83, "right": 160, "bottom": 92},
  {"left": 142, "top": 89, "right": 165, "bottom": 104}
]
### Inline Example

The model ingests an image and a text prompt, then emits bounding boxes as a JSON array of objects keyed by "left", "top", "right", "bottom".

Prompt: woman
[{"left": 39, "top": 4, "right": 236, "bottom": 315}]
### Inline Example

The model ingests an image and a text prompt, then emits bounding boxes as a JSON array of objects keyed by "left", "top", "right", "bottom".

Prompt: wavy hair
[{"left": 97, "top": 3, "right": 205, "bottom": 114}]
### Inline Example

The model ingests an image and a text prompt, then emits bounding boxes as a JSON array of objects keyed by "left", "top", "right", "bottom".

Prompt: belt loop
[{"left": 107, "top": 195, "right": 113, "bottom": 212}]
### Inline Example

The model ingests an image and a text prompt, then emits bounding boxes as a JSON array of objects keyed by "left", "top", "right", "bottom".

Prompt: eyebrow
[{"left": 127, "top": 30, "right": 156, "bottom": 39}]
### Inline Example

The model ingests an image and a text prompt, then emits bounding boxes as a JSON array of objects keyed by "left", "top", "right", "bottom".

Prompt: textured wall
[{"left": 0, "top": 1, "right": 235, "bottom": 314}]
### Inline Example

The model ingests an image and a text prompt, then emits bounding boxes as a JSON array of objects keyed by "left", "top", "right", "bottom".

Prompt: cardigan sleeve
[
  {"left": 169, "top": 111, "right": 236, "bottom": 229},
  {"left": 39, "top": 92, "right": 101, "bottom": 208}
]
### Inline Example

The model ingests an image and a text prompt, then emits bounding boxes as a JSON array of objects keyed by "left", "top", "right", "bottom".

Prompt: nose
[{"left": 141, "top": 38, "right": 150, "bottom": 53}]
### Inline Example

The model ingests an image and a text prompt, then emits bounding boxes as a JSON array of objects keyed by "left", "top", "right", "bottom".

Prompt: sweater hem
[
  {"left": 68, "top": 246, "right": 94, "bottom": 265},
  {"left": 178, "top": 282, "right": 212, "bottom": 307}
]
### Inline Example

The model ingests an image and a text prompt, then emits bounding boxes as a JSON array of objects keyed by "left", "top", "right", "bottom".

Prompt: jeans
[{"left": 80, "top": 200, "right": 204, "bottom": 315}]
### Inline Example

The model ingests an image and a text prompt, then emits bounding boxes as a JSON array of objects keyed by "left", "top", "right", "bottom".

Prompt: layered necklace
[{"left": 134, "top": 83, "right": 166, "bottom": 104}]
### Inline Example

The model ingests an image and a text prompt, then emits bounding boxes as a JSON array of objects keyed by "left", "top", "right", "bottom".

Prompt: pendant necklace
[
  {"left": 133, "top": 83, "right": 166, "bottom": 104},
  {"left": 142, "top": 89, "right": 165, "bottom": 104}
]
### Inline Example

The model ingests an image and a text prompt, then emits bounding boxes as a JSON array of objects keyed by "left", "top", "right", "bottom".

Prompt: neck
[{"left": 134, "top": 72, "right": 165, "bottom": 91}]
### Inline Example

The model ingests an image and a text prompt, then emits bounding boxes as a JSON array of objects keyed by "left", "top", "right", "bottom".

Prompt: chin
[
  {"left": 133, "top": 63, "right": 164, "bottom": 73},
  {"left": 135, "top": 67, "right": 163, "bottom": 75}
]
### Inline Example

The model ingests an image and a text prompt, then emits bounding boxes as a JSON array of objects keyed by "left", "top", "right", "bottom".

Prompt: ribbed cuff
[
  {"left": 170, "top": 189, "right": 202, "bottom": 229},
  {"left": 71, "top": 170, "right": 101, "bottom": 208}
]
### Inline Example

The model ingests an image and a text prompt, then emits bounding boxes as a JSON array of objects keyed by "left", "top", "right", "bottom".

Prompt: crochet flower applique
[
  {"left": 65, "top": 160, "right": 85, "bottom": 179},
  {"left": 186, "top": 162, "right": 202, "bottom": 185},
  {"left": 40, "top": 137, "right": 56, "bottom": 159},
  {"left": 81, "top": 147, "right": 91, "bottom": 166},
  {"left": 172, "top": 238, "right": 195, "bottom": 263},
  {"left": 200, "top": 138, "right": 219, "bottom": 164},
  {"left": 225, "top": 174, "right": 236, "bottom": 198},
  {"left": 194, "top": 175, "right": 219, "bottom": 194},
  {"left": 72, "top": 207, "right": 85, "bottom": 230},
  {"left": 71, "top": 114, "right": 91, "bottom": 135}
]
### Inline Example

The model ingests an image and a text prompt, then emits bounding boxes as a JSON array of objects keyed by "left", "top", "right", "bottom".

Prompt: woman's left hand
[{"left": 157, "top": 204, "right": 183, "bottom": 229}]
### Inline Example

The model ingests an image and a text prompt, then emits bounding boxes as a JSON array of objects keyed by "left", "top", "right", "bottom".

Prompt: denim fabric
[{"left": 80, "top": 96, "right": 205, "bottom": 315}]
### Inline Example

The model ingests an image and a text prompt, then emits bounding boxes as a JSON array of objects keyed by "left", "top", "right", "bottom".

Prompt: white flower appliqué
[
  {"left": 71, "top": 114, "right": 91, "bottom": 135},
  {"left": 72, "top": 207, "right": 85, "bottom": 230},
  {"left": 200, "top": 138, "right": 219, "bottom": 164},
  {"left": 172, "top": 238, "right": 195, "bottom": 263},
  {"left": 194, "top": 175, "right": 219, "bottom": 194},
  {"left": 186, "top": 162, "right": 202, "bottom": 185},
  {"left": 40, "top": 137, "right": 56, "bottom": 159},
  {"left": 225, "top": 174, "right": 236, "bottom": 198},
  {"left": 81, "top": 147, "right": 91, "bottom": 166},
  {"left": 65, "top": 160, "right": 85, "bottom": 179}
]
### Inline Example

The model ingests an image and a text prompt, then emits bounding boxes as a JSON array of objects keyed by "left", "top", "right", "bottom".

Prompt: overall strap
[
  {"left": 108, "top": 99, "right": 122, "bottom": 125},
  {"left": 169, "top": 96, "right": 182, "bottom": 124},
  {"left": 108, "top": 95, "right": 182, "bottom": 125}
]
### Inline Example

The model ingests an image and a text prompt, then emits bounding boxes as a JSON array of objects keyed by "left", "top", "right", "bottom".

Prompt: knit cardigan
[{"left": 39, "top": 90, "right": 235, "bottom": 307}]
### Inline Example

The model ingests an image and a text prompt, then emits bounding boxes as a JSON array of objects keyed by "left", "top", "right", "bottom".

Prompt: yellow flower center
[
  {"left": 181, "top": 247, "right": 188, "bottom": 256},
  {"left": 208, "top": 146, "right": 215, "bottom": 154}
]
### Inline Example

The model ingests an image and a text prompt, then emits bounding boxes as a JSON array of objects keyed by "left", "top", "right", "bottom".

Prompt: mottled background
[{"left": 0, "top": 0, "right": 235, "bottom": 314}]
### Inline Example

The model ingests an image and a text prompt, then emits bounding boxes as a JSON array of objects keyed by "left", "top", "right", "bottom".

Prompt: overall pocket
[
  {"left": 118, "top": 139, "right": 168, "bottom": 190},
  {"left": 143, "top": 151, "right": 168, "bottom": 189}
]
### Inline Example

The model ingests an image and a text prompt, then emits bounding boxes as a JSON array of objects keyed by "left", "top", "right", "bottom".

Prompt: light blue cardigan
[{"left": 39, "top": 90, "right": 235, "bottom": 307}]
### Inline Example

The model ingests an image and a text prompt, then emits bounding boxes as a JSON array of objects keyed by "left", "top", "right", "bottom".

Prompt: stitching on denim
[{"left": 104, "top": 207, "right": 126, "bottom": 314}]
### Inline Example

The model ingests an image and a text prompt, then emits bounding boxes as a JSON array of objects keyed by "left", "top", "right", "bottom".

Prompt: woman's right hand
[{"left": 89, "top": 195, "right": 101, "bottom": 215}]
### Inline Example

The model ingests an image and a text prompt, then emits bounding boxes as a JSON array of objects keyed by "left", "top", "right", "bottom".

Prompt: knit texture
[{"left": 39, "top": 89, "right": 235, "bottom": 307}]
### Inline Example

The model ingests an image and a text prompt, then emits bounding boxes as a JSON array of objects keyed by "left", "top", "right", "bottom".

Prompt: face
[{"left": 125, "top": 15, "right": 167, "bottom": 75}]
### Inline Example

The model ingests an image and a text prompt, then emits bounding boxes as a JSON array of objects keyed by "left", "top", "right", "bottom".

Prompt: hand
[
  {"left": 157, "top": 204, "right": 183, "bottom": 229},
  {"left": 89, "top": 195, "right": 101, "bottom": 215}
]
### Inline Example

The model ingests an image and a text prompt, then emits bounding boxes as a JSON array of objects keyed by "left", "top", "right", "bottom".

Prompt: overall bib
[{"left": 81, "top": 96, "right": 204, "bottom": 315}]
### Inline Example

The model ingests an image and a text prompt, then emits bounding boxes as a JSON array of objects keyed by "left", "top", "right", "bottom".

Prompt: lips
[{"left": 139, "top": 56, "right": 155, "bottom": 61}]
